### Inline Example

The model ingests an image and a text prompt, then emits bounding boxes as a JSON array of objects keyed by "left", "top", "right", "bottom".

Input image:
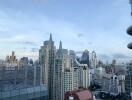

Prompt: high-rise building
[
  {"left": 111, "top": 59, "right": 116, "bottom": 73},
  {"left": 54, "top": 42, "right": 80, "bottom": 100},
  {"left": 5, "top": 51, "right": 19, "bottom": 68},
  {"left": 64, "top": 68, "right": 73, "bottom": 94},
  {"left": 125, "top": 63, "right": 132, "bottom": 95},
  {"left": 39, "top": 34, "right": 55, "bottom": 100},
  {"left": 90, "top": 51, "right": 97, "bottom": 68},
  {"left": 54, "top": 41, "right": 65, "bottom": 100},
  {"left": 72, "top": 66, "right": 79, "bottom": 90},
  {"left": 75, "top": 58, "right": 90, "bottom": 88},
  {"left": 65, "top": 68, "right": 79, "bottom": 91},
  {"left": 80, "top": 50, "right": 89, "bottom": 67},
  {"left": 39, "top": 35, "right": 91, "bottom": 100},
  {"left": 69, "top": 50, "right": 79, "bottom": 90},
  {"left": 78, "top": 64, "right": 90, "bottom": 88},
  {"left": 19, "top": 57, "right": 29, "bottom": 66}
]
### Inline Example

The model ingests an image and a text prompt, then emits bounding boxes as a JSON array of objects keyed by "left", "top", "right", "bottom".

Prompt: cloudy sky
[{"left": 0, "top": 0, "right": 131, "bottom": 62}]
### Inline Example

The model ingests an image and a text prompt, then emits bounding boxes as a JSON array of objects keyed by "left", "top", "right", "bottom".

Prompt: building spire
[
  {"left": 49, "top": 33, "right": 52, "bottom": 41},
  {"left": 57, "top": 41, "right": 63, "bottom": 57},
  {"left": 59, "top": 41, "right": 62, "bottom": 50}
]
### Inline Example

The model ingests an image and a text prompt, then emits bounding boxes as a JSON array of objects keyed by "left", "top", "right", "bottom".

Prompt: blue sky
[{"left": 0, "top": 0, "right": 131, "bottom": 62}]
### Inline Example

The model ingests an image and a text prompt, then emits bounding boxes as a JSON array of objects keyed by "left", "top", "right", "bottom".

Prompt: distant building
[
  {"left": 98, "top": 73, "right": 125, "bottom": 95},
  {"left": 54, "top": 41, "right": 80, "bottom": 100},
  {"left": 19, "top": 57, "right": 29, "bottom": 66},
  {"left": 5, "top": 51, "right": 19, "bottom": 68},
  {"left": 75, "top": 59, "right": 90, "bottom": 88},
  {"left": 80, "top": 50, "right": 89, "bottom": 67},
  {"left": 90, "top": 51, "right": 97, "bottom": 69},
  {"left": 94, "top": 66, "right": 106, "bottom": 80},
  {"left": 118, "top": 75, "right": 125, "bottom": 93},
  {"left": 79, "top": 64, "right": 90, "bottom": 88},
  {"left": 112, "top": 59, "right": 116, "bottom": 73},
  {"left": 69, "top": 50, "right": 79, "bottom": 90},
  {"left": 125, "top": 63, "right": 132, "bottom": 95}
]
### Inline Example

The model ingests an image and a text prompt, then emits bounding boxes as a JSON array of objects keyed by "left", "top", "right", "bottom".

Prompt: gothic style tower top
[
  {"left": 59, "top": 41, "right": 62, "bottom": 50},
  {"left": 49, "top": 33, "right": 52, "bottom": 42},
  {"left": 56, "top": 41, "right": 63, "bottom": 58}
]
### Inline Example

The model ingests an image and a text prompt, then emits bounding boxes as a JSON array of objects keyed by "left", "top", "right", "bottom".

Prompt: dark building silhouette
[{"left": 80, "top": 50, "right": 89, "bottom": 67}]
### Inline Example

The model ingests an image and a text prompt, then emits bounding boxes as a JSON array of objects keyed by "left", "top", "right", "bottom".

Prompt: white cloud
[
  {"left": 0, "top": 0, "right": 131, "bottom": 62},
  {"left": 0, "top": 8, "right": 85, "bottom": 59}
]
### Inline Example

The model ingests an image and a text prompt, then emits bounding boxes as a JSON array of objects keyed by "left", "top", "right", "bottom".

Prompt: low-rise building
[{"left": 64, "top": 89, "right": 93, "bottom": 100}]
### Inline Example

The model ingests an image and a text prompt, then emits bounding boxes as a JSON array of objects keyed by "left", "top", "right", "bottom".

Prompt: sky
[{"left": 0, "top": 0, "right": 131, "bottom": 63}]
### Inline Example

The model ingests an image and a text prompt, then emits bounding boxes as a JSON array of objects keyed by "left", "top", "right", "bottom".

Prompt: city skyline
[{"left": 0, "top": 0, "right": 131, "bottom": 62}]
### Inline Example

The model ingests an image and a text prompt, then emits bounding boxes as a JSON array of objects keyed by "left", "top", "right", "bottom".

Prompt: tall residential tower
[{"left": 39, "top": 34, "right": 55, "bottom": 100}]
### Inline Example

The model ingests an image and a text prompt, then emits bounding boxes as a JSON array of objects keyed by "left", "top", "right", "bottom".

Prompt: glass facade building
[
  {"left": 125, "top": 64, "right": 132, "bottom": 94},
  {"left": 0, "top": 63, "right": 48, "bottom": 100},
  {"left": 0, "top": 85, "right": 48, "bottom": 100}
]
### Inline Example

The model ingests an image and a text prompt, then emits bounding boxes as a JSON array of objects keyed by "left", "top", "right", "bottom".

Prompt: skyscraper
[
  {"left": 39, "top": 34, "right": 55, "bottom": 100},
  {"left": 78, "top": 64, "right": 90, "bottom": 88},
  {"left": 90, "top": 51, "right": 97, "bottom": 68},
  {"left": 64, "top": 67, "right": 73, "bottom": 94},
  {"left": 80, "top": 50, "right": 89, "bottom": 67},
  {"left": 68, "top": 50, "right": 80, "bottom": 90},
  {"left": 75, "top": 58, "right": 90, "bottom": 88},
  {"left": 39, "top": 35, "right": 91, "bottom": 100},
  {"left": 54, "top": 42, "right": 80, "bottom": 100},
  {"left": 54, "top": 41, "right": 68, "bottom": 100},
  {"left": 64, "top": 50, "right": 79, "bottom": 93},
  {"left": 6, "top": 51, "right": 19, "bottom": 68},
  {"left": 112, "top": 59, "right": 116, "bottom": 73}
]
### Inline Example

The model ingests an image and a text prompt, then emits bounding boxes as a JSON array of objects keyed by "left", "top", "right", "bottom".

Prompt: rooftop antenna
[{"left": 127, "top": 0, "right": 132, "bottom": 49}]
